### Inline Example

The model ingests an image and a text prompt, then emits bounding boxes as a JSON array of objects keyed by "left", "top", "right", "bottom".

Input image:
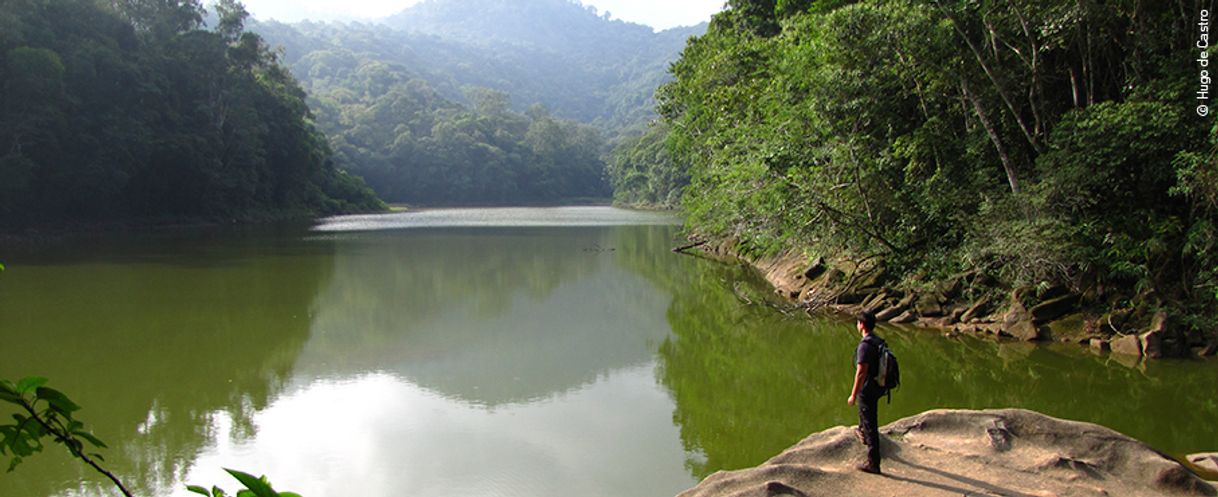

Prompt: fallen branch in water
[{"left": 672, "top": 240, "right": 708, "bottom": 254}]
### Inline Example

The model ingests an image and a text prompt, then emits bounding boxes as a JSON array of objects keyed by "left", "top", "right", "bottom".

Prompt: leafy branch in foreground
[
  {"left": 0, "top": 376, "right": 133, "bottom": 497},
  {"left": 0, "top": 376, "right": 306, "bottom": 497},
  {"left": 188, "top": 468, "right": 302, "bottom": 497}
]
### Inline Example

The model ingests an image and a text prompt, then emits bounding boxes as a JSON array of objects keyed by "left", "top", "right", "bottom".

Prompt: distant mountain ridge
[
  {"left": 244, "top": 0, "right": 704, "bottom": 204},
  {"left": 380, "top": 0, "right": 704, "bottom": 127},
  {"left": 385, "top": 0, "right": 697, "bottom": 64},
  {"left": 256, "top": 0, "right": 704, "bottom": 128}
]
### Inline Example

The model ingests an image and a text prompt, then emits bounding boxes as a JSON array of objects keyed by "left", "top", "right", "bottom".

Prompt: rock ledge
[{"left": 677, "top": 409, "right": 1215, "bottom": 497}]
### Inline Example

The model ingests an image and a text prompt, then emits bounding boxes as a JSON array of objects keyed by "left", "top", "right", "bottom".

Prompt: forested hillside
[
  {"left": 382, "top": 0, "right": 703, "bottom": 128},
  {"left": 252, "top": 21, "right": 612, "bottom": 204},
  {"left": 248, "top": 0, "right": 703, "bottom": 205},
  {"left": 0, "top": 0, "right": 382, "bottom": 228},
  {"left": 622, "top": 0, "right": 1217, "bottom": 332}
]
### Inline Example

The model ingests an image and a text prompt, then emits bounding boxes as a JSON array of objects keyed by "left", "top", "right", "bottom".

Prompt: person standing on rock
[{"left": 848, "top": 311, "right": 883, "bottom": 474}]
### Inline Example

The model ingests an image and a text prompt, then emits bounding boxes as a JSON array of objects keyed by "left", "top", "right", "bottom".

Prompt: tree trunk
[
  {"left": 937, "top": 1, "right": 1043, "bottom": 153},
  {"left": 1069, "top": 66, "right": 1083, "bottom": 108},
  {"left": 963, "top": 78, "right": 1020, "bottom": 194}
]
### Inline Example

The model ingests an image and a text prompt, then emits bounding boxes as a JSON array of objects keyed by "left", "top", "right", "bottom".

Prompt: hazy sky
[{"left": 236, "top": 0, "right": 726, "bottom": 30}]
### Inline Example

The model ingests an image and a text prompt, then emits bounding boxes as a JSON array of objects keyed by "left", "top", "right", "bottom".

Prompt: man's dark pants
[{"left": 857, "top": 390, "right": 881, "bottom": 469}]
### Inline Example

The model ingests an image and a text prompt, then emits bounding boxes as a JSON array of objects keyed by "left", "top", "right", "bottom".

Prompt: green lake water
[{"left": 0, "top": 207, "right": 1215, "bottom": 497}]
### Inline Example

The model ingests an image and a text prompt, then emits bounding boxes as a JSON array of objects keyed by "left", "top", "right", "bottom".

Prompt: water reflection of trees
[
  {"left": 0, "top": 231, "right": 335, "bottom": 497},
  {"left": 310, "top": 227, "right": 601, "bottom": 328},
  {"left": 648, "top": 254, "right": 1218, "bottom": 481},
  {"left": 6, "top": 223, "right": 1211, "bottom": 495},
  {"left": 297, "top": 226, "right": 675, "bottom": 406}
]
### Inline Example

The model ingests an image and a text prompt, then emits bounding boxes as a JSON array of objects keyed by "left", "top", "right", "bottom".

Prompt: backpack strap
[
  {"left": 862, "top": 335, "right": 885, "bottom": 350},
  {"left": 864, "top": 335, "right": 894, "bottom": 403},
  {"left": 862, "top": 335, "right": 883, "bottom": 390}
]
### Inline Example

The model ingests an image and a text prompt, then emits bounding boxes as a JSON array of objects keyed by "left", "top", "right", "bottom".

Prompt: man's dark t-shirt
[
  {"left": 855, "top": 335, "right": 884, "bottom": 397},
  {"left": 854, "top": 333, "right": 884, "bottom": 470}
]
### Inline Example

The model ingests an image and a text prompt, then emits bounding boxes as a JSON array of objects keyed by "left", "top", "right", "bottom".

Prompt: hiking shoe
[{"left": 855, "top": 463, "right": 881, "bottom": 475}]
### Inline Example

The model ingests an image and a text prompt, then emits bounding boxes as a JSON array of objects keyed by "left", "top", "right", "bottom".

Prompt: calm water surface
[{"left": 0, "top": 207, "right": 1215, "bottom": 497}]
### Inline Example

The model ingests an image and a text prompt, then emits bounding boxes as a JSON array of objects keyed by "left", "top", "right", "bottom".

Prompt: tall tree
[{"left": 0, "top": 0, "right": 382, "bottom": 227}]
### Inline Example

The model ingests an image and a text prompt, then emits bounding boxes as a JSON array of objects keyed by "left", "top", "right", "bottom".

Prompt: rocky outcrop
[
  {"left": 1203, "top": 340, "right": 1218, "bottom": 357},
  {"left": 1141, "top": 312, "right": 1191, "bottom": 359},
  {"left": 1030, "top": 293, "right": 1079, "bottom": 323},
  {"left": 1002, "top": 297, "right": 1044, "bottom": 341},
  {"left": 707, "top": 245, "right": 1213, "bottom": 360},
  {"left": 1104, "top": 312, "right": 1195, "bottom": 360},
  {"left": 1142, "top": 314, "right": 1168, "bottom": 359},
  {"left": 958, "top": 295, "right": 991, "bottom": 324},
  {"left": 1112, "top": 333, "right": 1144, "bottom": 357},
  {"left": 676, "top": 409, "right": 1216, "bottom": 497}
]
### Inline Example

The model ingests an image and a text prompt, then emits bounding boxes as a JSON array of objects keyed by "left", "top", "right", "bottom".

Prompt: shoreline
[
  {"left": 0, "top": 204, "right": 392, "bottom": 245},
  {"left": 692, "top": 240, "right": 1218, "bottom": 363},
  {"left": 0, "top": 213, "right": 322, "bottom": 253}
]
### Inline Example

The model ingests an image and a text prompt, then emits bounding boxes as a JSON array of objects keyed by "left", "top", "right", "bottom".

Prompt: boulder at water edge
[{"left": 677, "top": 409, "right": 1215, "bottom": 497}]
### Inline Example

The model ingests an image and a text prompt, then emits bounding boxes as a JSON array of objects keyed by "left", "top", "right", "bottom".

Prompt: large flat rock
[{"left": 677, "top": 409, "right": 1215, "bottom": 497}]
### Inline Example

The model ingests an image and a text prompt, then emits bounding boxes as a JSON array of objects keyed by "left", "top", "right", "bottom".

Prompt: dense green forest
[
  {"left": 0, "top": 0, "right": 703, "bottom": 222},
  {"left": 248, "top": 0, "right": 703, "bottom": 204},
  {"left": 250, "top": 20, "right": 610, "bottom": 203},
  {"left": 608, "top": 122, "right": 685, "bottom": 208},
  {"left": 0, "top": 0, "right": 382, "bottom": 228},
  {"left": 615, "top": 0, "right": 1217, "bottom": 330}
]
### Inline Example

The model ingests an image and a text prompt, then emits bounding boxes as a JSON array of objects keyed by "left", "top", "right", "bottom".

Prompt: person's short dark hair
[{"left": 857, "top": 311, "right": 876, "bottom": 331}]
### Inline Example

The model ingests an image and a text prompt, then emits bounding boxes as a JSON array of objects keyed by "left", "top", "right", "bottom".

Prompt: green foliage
[
  {"left": 267, "top": 30, "right": 612, "bottom": 204},
  {"left": 724, "top": 0, "right": 780, "bottom": 37},
  {"left": 644, "top": 0, "right": 1215, "bottom": 323},
  {"left": 607, "top": 122, "right": 685, "bottom": 207},
  {"left": 187, "top": 469, "right": 302, "bottom": 497},
  {"left": 213, "top": 0, "right": 249, "bottom": 42},
  {"left": 245, "top": 0, "right": 710, "bottom": 205},
  {"left": 0, "top": 377, "right": 99, "bottom": 472},
  {"left": 660, "top": 0, "right": 979, "bottom": 260},
  {"left": 0, "top": 377, "right": 112, "bottom": 479},
  {"left": 1036, "top": 102, "right": 1196, "bottom": 220},
  {"left": 1172, "top": 126, "right": 1218, "bottom": 309},
  {"left": 0, "top": 0, "right": 382, "bottom": 228},
  {"left": 1, "top": 374, "right": 301, "bottom": 497}
]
